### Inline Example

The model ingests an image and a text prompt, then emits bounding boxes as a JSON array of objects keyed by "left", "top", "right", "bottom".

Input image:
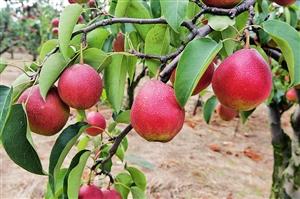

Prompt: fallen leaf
[
  {"left": 209, "top": 144, "right": 221, "bottom": 153},
  {"left": 244, "top": 147, "right": 262, "bottom": 162}
]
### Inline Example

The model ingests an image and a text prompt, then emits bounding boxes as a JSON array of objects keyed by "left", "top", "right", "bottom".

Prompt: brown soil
[{"left": 0, "top": 52, "right": 293, "bottom": 199}]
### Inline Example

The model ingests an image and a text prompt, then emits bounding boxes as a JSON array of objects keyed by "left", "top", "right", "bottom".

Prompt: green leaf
[
  {"left": 235, "top": 11, "right": 249, "bottom": 31},
  {"left": 160, "top": 0, "right": 189, "bottom": 32},
  {"left": 77, "top": 48, "right": 111, "bottom": 72},
  {"left": 76, "top": 135, "right": 90, "bottom": 151},
  {"left": 59, "top": 4, "right": 83, "bottom": 60},
  {"left": 262, "top": 20, "right": 300, "bottom": 86},
  {"left": 175, "top": 38, "right": 222, "bottom": 107},
  {"left": 2, "top": 104, "right": 45, "bottom": 175},
  {"left": 11, "top": 73, "right": 33, "bottom": 103},
  {"left": 115, "top": 0, "right": 131, "bottom": 17},
  {"left": 131, "top": 186, "right": 146, "bottom": 199},
  {"left": 203, "top": 96, "right": 218, "bottom": 124},
  {"left": 127, "top": 56, "right": 137, "bottom": 84},
  {"left": 207, "top": 15, "right": 236, "bottom": 31},
  {"left": 45, "top": 168, "right": 68, "bottom": 199},
  {"left": 240, "top": 109, "right": 255, "bottom": 124},
  {"left": 116, "top": 144, "right": 125, "bottom": 161},
  {"left": 126, "top": 166, "right": 147, "bottom": 191},
  {"left": 0, "top": 58, "right": 7, "bottom": 73},
  {"left": 187, "top": 2, "right": 200, "bottom": 19},
  {"left": 104, "top": 55, "right": 127, "bottom": 112},
  {"left": 150, "top": 0, "right": 161, "bottom": 18},
  {"left": 98, "top": 144, "right": 113, "bottom": 172},
  {"left": 221, "top": 26, "right": 238, "bottom": 57},
  {"left": 39, "top": 53, "right": 67, "bottom": 99},
  {"left": 39, "top": 39, "right": 58, "bottom": 62},
  {"left": 144, "top": 25, "right": 170, "bottom": 75},
  {"left": 0, "top": 85, "right": 12, "bottom": 137},
  {"left": 127, "top": 1, "right": 153, "bottom": 40},
  {"left": 121, "top": 136, "right": 128, "bottom": 152},
  {"left": 63, "top": 150, "right": 91, "bottom": 199},
  {"left": 87, "top": 28, "right": 110, "bottom": 49},
  {"left": 115, "top": 110, "right": 131, "bottom": 124},
  {"left": 49, "top": 122, "right": 87, "bottom": 193},
  {"left": 114, "top": 172, "right": 133, "bottom": 199}
]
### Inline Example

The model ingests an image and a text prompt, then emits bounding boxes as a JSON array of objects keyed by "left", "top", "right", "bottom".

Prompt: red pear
[
  {"left": 212, "top": 49, "right": 272, "bottom": 111},
  {"left": 68, "top": 0, "right": 76, "bottom": 3},
  {"left": 78, "top": 15, "right": 84, "bottom": 24},
  {"left": 51, "top": 18, "right": 59, "bottom": 27},
  {"left": 79, "top": 185, "right": 104, "bottom": 199},
  {"left": 202, "top": 0, "right": 242, "bottom": 8},
  {"left": 170, "top": 60, "right": 215, "bottom": 95},
  {"left": 131, "top": 80, "right": 185, "bottom": 142},
  {"left": 216, "top": 104, "right": 238, "bottom": 121},
  {"left": 58, "top": 64, "right": 103, "bottom": 109},
  {"left": 52, "top": 27, "right": 58, "bottom": 35},
  {"left": 286, "top": 88, "right": 298, "bottom": 102},
  {"left": 272, "top": 0, "right": 296, "bottom": 6},
  {"left": 18, "top": 85, "right": 70, "bottom": 136},
  {"left": 113, "top": 33, "right": 125, "bottom": 52},
  {"left": 86, "top": 112, "right": 106, "bottom": 136},
  {"left": 102, "top": 188, "right": 122, "bottom": 199},
  {"left": 88, "top": 0, "right": 96, "bottom": 7}
]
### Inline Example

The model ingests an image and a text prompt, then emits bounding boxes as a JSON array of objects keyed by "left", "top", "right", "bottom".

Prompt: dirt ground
[{"left": 0, "top": 51, "right": 295, "bottom": 199}]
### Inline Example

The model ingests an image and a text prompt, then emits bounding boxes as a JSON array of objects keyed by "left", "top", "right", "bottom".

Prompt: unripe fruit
[
  {"left": 102, "top": 189, "right": 122, "bottom": 199},
  {"left": 212, "top": 49, "right": 272, "bottom": 111},
  {"left": 131, "top": 80, "right": 185, "bottom": 142},
  {"left": 272, "top": 0, "right": 296, "bottom": 6},
  {"left": 170, "top": 60, "right": 215, "bottom": 95},
  {"left": 216, "top": 104, "right": 237, "bottom": 121},
  {"left": 52, "top": 27, "right": 58, "bottom": 35},
  {"left": 58, "top": 64, "right": 102, "bottom": 109},
  {"left": 202, "top": 0, "right": 242, "bottom": 8},
  {"left": 286, "top": 88, "right": 298, "bottom": 102},
  {"left": 79, "top": 185, "right": 104, "bottom": 199},
  {"left": 18, "top": 86, "right": 70, "bottom": 136},
  {"left": 51, "top": 18, "right": 59, "bottom": 27},
  {"left": 113, "top": 33, "right": 125, "bottom": 52},
  {"left": 86, "top": 112, "right": 106, "bottom": 136}
]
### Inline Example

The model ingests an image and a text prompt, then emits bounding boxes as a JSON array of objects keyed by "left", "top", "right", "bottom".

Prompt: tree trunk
[{"left": 268, "top": 103, "right": 292, "bottom": 199}]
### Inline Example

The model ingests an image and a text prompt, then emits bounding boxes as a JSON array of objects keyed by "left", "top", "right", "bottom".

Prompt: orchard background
[{"left": 1, "top": 0, "right": 300, "bottom": 198}]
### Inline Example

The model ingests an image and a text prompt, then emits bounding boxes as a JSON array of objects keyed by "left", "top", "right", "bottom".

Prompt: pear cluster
[{"left": 18, "top": 64, "right": 105, "bottom": 136}]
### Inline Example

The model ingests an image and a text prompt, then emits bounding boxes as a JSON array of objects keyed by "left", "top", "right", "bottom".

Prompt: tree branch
[
  {"left": 92, "top": 124, "right": 133, "bottom": 171},
  {"left": 0, "top": 41, "right": 18, "bottom": 55},
  {"left": 200, "top": 0, "right": 256, "bottom": 18},
  {"left": 72, "top": 18, "right": 195, "bottom": 38}
]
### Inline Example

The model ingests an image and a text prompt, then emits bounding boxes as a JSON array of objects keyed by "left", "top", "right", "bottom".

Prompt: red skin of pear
[
  {"left": 68, "top": 0, "right": 76, "bottom": 3},
  {"left": 86, "top": 112, "right": 106, "bottom": 136},
  {"left": 102, "top": 189, "right": 122, "bottom": 199},
  {"left": 79, "top": 185, "right": 104, "bottom": 199},
  {"left": 88, "top": 0, "right": 96, "bottom": 7},
  {"left": 286, "top": 88, "right": 298, "bottom": 102},
  {"left": 272, "top": 0, "right": 296, "bottom": 6},
  {"left": 58, "top": 64, "right": 103, "bottom": 109},
  {"left": 78, "top": 15, "right": 84, "bottom": 24},
  {"left": 202, "top": 0, "right": 242, "bottom": 8},
  {"left": 131, "top": 80, "right": 185, "bottom": 142},
  {"left": 216, "top": 104, "right": 237, "bottom": 121},
  {"left": 51, "top": 18, "right": 59, "bottom": 27},
  {"left": 52, "top": 27, "right": 58, "bottom": 35},
  {"left": 18, "top": 86, "right": 70, "bottom": 136},
  {"left": 212, "top": 49, "right": 272, "bottom": 111},
  {"left": 113, "top": 33, "right": 125, "bottom": 52},
  {"left": 170, "top": 60, "right": 215, "bottom": 95}
]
